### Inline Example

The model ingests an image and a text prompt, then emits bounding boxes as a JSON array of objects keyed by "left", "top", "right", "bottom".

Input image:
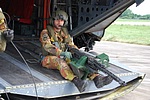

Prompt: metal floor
[
  {"left": 0, "top": 40, "right": 130, "bottom": 86},
  {"left": 0, "top": 40, "right": 144, "bottom": 99}
]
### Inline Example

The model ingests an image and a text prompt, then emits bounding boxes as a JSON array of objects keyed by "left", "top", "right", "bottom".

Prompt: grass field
[
  {"left": 116, "top": 18, "right": 150, "bottom": 22},
  {"left": 103, "top": 19, "right": 150, "bottom": 45}
]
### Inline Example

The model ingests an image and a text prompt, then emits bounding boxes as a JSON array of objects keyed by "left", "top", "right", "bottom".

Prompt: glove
[
  {"left": 3, "top": 29, "right": 14, "bottom": 42},
  {"left": 60, "top": 51, "right": 72, "bottom": 59}
]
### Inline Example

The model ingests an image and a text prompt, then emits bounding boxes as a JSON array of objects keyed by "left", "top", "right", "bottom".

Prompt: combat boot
[
  {"left": 93, "top": 75, "right": 113, "bottom": 88},
  {"left": 72, "top": 77, "right": 87, "bottom": 92}
]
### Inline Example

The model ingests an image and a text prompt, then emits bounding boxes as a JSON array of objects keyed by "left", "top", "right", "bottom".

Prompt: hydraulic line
[{"left": 11, "top": 41, "right": 39, "bottom": 100}]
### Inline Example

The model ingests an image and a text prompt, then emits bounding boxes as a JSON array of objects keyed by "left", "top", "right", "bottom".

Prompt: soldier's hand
[
  {"left": 3, "top": 29, "right": 14, "bottom": 42},
  {"left": 60, "top": 51, "right": 72, "bottom": 59}
]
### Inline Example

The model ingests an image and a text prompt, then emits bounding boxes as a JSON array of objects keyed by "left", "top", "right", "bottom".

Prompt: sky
[{"left": 129, "top": 0, "right": 150, "bottom": 15}]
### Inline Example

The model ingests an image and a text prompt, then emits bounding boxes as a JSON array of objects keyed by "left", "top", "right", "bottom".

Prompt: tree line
[{"left": 120, "top": 9, "right": 150, "bottom": 20}]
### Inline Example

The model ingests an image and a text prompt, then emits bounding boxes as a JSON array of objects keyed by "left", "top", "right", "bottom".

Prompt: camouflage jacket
[
  {"left": 0, "top": 20, "right": 7, "bottom": 52},
  {"left": 40, "top": 25, "right": 77, "bottom": 56}
]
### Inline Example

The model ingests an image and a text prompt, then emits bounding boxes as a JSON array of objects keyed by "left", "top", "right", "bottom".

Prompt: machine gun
[{"left": 68, "top": 47, "right": 126, "bottom": 86}]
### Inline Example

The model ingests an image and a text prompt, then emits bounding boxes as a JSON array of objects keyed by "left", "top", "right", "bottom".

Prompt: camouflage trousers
[
  {"left": 41, "top": 56, "right": 99, "bottom": 81},
  {"left": 41, "top": 56, "right": 76, "bottom": 81},
  {"left": 0, "top": 32, "right": 6, "bottom": 52}
]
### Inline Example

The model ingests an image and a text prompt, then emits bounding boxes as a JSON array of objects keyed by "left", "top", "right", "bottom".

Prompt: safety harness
[{"left": 46, "top": 25, "right": 71, "bottom": 51}]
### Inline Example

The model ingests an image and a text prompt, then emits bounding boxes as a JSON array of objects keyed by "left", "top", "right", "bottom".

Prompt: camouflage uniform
[
  {"left": 40, "top": 25, "right": 77, "bottom": 81},
  {"left": 0, "top": 8, "right": 14, "bottom": 52},
  {"left": 0, "top": 8, "right": 7, "bottom": 52},
  {"left": 40, "top": 10, "right": 113, "bottom": 92},
  {"left": 40, "top": 10, "right": 99, "bottom": 81}
]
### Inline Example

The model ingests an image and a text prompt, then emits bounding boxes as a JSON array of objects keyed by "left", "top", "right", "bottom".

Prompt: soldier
[
  {"left": 40, "top": 10, "right": 113, "bottom": 92},
  {"left": 0, "top": 8, "right": 14, "bottom": 52}
]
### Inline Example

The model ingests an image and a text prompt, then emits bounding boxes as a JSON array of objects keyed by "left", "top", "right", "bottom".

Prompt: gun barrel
[
  {"left": 70, "top": 47, "right": 126, "bottom": 86},
  {"left": 93, "top": 60, "right": 126, "bottom": 86}
]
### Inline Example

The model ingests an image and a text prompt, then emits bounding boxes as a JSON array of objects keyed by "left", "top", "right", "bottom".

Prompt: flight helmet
[{"left": 51, "top": 10, "right": 68, "bottom": 26}]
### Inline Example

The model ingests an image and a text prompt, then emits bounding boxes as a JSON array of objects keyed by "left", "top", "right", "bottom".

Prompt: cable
[
  {"left": 0, "top": 83, "right": 10, "bottom": 100},
  {"left": 3, "top": 12, "right": 11, "bottom": 25},
  {"left": 2, "top": 10, "right": 38, "bottom": 100},
  {"left": 4, "top": 90, "right": 10, "bottom": 100},
  {"left": 11, "top": 41, "right": 39, "bottom": 100}
]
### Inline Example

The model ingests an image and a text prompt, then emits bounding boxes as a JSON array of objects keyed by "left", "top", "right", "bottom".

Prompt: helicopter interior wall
[
  {"left": 0, "top": 0, "right": 118, "bottom": 36},
  {"left": 0, "top": 0, "right": 138, "bottom": 49},
  {"left": 0, "top": 0, "right": 39, "bottom": 36}
]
